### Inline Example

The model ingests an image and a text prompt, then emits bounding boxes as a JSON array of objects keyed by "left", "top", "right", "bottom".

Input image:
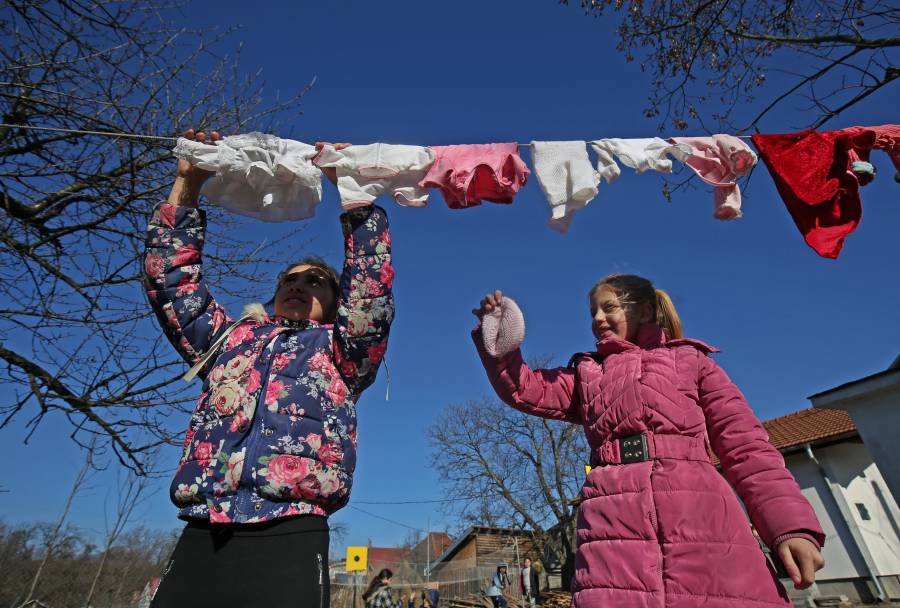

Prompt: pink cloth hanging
[
  {"left": 419, "top": 143, "right": 529, "bottom": 208},
  {"left": 669, "top": 134, "right": 758, "bottom": 220}
]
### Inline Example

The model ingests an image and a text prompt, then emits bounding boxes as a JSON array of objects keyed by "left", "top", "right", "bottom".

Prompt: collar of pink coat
[{"left": 594, "top": 323, "right": 719, "bottom": 357}]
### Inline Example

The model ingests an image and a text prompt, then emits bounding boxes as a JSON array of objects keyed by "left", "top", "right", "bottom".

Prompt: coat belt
[{"left": 592, "top": 432, "right": 711, "bottom": 466}]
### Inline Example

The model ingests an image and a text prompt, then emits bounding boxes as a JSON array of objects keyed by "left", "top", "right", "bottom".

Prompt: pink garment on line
[
  {"left": 669, "top": 134, "right": 757, "bottom": 220},
  {"left": 419, "top": 143, "right": 529, "bottom": 209}
]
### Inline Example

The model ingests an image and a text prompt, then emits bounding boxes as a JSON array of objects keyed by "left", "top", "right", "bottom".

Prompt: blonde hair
[{"left": 589, "top": 274, "right": 683, "bottom": 339}]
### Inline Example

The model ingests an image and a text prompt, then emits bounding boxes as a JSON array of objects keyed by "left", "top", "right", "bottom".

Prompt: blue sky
[{"left": 2, "top": 0, "right": 899, "bottom": 553}]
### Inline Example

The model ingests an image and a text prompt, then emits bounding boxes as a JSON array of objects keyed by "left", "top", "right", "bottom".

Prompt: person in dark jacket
[
  {"left": 146, "top": 130, "right": 395, "bottom": 607},
  {"left": 519, "top": 558, "right": 540, "bottom": 607},
  {"left": 363, "top": 569, "right": 413, "bottom": 608}
]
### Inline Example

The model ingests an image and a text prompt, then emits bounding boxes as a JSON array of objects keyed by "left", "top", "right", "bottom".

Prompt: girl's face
[
  {"left": 590, "top": 285, "right": 651, "bottom": 343},
  {"left": 273, "top": 264, "right": 336, "bottom": 323}
]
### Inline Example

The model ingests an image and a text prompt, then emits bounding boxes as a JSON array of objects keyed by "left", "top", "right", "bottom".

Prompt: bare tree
[
  {"left": 84, "top": 459, "right": 157, "bottom": 607},
  {"left": 6, "top": 521, "right": 86, "bottom": 608},
  {"left": 0, "top": 518, "right": 177, "bottom": 608},
  {"left": 429, "top": 376, "right": 588, "bottom": 590},
  {"left": 565, "top": 0, "right": 899, "bottom": 131},
  {"left": 22, "top": 437, "right": 96, "bottom": 606},
  {"left": 1, "top": 0, "right": 313, "bottom": 472},
  {"left": 402, "top": 529, "right": 424, "bottom": 549}
]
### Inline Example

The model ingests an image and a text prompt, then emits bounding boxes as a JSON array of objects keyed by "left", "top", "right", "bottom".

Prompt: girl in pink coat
[{"left": 472, "top": 275, "right": 825, "bottom": 608}]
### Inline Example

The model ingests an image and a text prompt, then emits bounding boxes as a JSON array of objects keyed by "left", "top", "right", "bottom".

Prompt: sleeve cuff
[
  {"left": 152, "top": 201, "right": 205, "bottom": 230},
  {"left": 772, "top": 531, "right": 822, "bottom": 550},
  {"left": 341, "top": 204, "right": 389, "bottom": 255}
]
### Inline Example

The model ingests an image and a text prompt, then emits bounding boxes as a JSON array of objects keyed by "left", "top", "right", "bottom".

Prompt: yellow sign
[
  {"left": 584, "top": 465, "right": 592, "bottom": 475},
  {"left": 346, "top": 546, "right": 368, "bottom": 571}
]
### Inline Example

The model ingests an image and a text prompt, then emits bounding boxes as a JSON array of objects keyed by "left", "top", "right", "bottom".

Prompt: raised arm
[
  {"left": 697, "top": 353, "right": 825, "bottom": 551},
  {"left": 143, "top": 129, "right": 231, "bottom": 366},
  {"left": 332, "top": 204, "right": 395, "bottom": 396},
  {"left": 471, "top": 291, "right": 580, "bottom": 423}
]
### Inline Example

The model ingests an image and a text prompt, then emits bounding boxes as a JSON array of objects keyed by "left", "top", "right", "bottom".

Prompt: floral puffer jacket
[{"left": 144, "top": 202, "right": 394, "bottom": 524}]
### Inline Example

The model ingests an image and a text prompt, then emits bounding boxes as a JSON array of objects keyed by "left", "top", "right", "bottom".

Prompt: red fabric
[{"left": 751, "top": 125, "right": 900, "bottom": 259}]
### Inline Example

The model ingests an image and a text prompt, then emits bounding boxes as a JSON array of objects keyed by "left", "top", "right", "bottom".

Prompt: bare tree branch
[
  {"left": 1, "top": 0, "right": 315, "bottom": 473},
  {"left": 566, "top": 0, "right": 900, "bottom": 130},
  {"left": 22, "top": 437, "right": 96, "bottom": 605},
  {"left": 429, "top": 383, "right": 586, "bottom": 590}
]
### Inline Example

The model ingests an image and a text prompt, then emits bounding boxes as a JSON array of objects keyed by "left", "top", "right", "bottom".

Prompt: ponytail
[
  {"left": 362, "top": 568, "right": 393, "bottom": 601},
  {"left": 654, "top": 288, "right": 683, "bottom": 339}
]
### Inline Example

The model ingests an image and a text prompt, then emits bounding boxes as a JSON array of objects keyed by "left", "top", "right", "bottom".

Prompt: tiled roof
[
  {"left": 421, "top": 531, "right": 452, "bottom": 556},
  {"left": 713, "top": 407, "right": 857, "bottom": 466},
  {"left": 368, "top": 546, "right": 412, "bottom": 566},
  {"left": 762, "top": 407, "right": 856, "bottom": 451}
]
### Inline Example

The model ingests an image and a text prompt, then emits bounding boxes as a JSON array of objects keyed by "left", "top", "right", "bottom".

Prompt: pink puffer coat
[{"left": 474, "top": 323, "right": 824, "bottom": 607}]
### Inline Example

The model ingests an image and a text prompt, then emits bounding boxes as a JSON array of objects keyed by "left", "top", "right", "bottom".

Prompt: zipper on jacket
[
  {"left": 316, "top": 552, "right": 325, "bottom": 608},
  {"left": 646, "top": 462, "right": 663, "bottom": 579},
  {"left": 237, "top": 333, "right": 280, "bottom": 511}
]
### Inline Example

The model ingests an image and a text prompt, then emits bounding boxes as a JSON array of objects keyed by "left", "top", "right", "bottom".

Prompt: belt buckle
[{"left": 620, "top": 433, "right": 649, "bottom": 463}]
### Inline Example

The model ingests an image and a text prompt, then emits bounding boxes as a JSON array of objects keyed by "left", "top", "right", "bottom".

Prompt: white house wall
[
  {"left": 819, "top": 442, "right": 900, "bottom": 577},
  {"left": 784, "top": 440, "right": 900, "bottom": 582},
  {"left": 812, "top": 370, "right": 900, "bottom": 500},
  {"left": 784, "top": 452, "right": 867, "bottom": 579}
]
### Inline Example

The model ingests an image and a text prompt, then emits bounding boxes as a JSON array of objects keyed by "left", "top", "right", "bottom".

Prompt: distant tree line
[{"left": 0, "top": 519, "right": 177, "bottom": 608}]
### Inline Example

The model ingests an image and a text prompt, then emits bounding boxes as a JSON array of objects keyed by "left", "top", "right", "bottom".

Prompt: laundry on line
[{"left": 6, "top": 122, "right": 898, "bottom": 259}]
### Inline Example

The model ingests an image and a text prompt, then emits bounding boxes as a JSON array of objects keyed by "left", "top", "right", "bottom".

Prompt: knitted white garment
[
  {"left": 314, "top": 143, "right": 436, "bottom": 211},
  {"left": 481, "top": 296, "right": 525, "bottom": 357},
  {"left": 173, "top": 132, "right": 323, "bottom": 222},
  {"left": 531, "top": 141, "right": 601, "bottom": 233},
  {"left": 590, "top": 138, "right": 692, "bottom": 180}
]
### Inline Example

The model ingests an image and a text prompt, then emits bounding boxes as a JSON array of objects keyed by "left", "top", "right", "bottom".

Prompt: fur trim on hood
[{"left": 242, "top": 303, "right": 268, "bottom": 323}]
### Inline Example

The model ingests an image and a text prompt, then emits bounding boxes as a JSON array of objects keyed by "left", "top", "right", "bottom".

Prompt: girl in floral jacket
[{"left": 146, "top": 131, "right": 394, "bottom": 607}]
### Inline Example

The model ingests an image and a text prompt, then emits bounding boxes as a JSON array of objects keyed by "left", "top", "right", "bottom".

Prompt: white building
[
  {"left": 810, "top": 356, "right": 900, "bottom": 515},
  {"left": 757, "top": 407, "right": 900, "bottom": 603}
]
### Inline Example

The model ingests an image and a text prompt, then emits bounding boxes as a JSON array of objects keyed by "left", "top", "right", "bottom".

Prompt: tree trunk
[
  {"left": 84, "top": 542, "right": 111, "bottom": 607},
  {"left": 560, "top": 550, "right": 576, "bottom": 592}
]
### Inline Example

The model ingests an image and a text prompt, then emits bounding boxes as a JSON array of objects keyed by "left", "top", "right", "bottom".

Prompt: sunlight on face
[
  {"left": 590, "top": 285, "right": 652, "bottom": 343},
  {"left": 273, "top": 264, "right": 336, "bottom": 323}
]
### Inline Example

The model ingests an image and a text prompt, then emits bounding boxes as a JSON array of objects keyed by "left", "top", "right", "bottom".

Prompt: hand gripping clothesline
[{"left": 5, "top": 122, "right": 899, "bottom": 258}]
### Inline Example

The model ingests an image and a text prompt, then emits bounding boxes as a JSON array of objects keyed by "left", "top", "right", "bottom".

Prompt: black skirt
[{"left": 150, "top": 515, "right": 329, "bottom": 608}]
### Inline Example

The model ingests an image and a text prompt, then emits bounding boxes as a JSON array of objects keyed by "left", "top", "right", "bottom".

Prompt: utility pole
[
  {"left": 514, "top": 536, "right": 523, "bottom": 608},
  {"left": 426, "top": 516, "right": 431, "bottom": 585}
]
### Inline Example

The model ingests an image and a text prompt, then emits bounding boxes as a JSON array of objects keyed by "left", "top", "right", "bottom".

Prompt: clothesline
[
  {"left": 5, "top": 122, "right": 898, "bottom": 260},
  {"left": 0, "top": 122, "right": 756, "bottom": 146},
  {"left": 0, "top": 123, "right": 177, "bottom": 142}
]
